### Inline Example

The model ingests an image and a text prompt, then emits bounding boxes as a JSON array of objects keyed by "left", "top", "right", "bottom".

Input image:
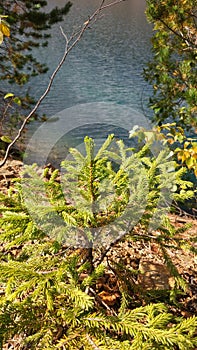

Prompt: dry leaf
[{"left": 98, "top": 290, "right": 120, "bottom": 306}]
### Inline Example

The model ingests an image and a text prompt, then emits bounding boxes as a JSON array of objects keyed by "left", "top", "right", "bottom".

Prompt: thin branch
[
  {"left": 0, "top": 0, "right": 126, "bottom": 167},
  {"left": 94, "top": 233, "right": 125, "bottom": 266},
  {"left": 159, "top": 18, "right": 196, "bottom": 48},
  {"left": 86, "top": 334, "right": 101, "bottom": 350},
  {"left": 101, "top": 0, "right": 126, "bottom": 10},
  {"left": 89, "top": 287, "right": 117, "bottom": 316},
  {"left": 0, "top": 37, "right": 69, "bottom": 167}
]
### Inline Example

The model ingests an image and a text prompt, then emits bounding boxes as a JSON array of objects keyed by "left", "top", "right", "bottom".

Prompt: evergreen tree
[
  {"left": 0, "top": 0, "right": 72, "bottom": 85},
  {"left": 0, "top": 134, "right": 196, "bottom": 349},
  {"left": 0, "top": 0, "right": 72, "bottom": 141}
]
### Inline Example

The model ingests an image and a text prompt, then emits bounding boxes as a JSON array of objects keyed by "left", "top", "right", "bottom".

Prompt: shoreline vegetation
[
  {"left": 0, "top": 0, "right": 197, "bottom": 348},
  {"left": 0, "top": 148, "right": 197, "bottom": 349}
]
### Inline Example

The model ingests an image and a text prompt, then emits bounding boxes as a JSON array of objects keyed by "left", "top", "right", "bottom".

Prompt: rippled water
[{"left": 30, "top": 0, "right": 153, "bottom": 116}]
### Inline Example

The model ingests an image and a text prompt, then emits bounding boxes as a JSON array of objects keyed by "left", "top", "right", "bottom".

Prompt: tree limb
[{"left": 0, "top": 0, "right": 127, "bottom": 167}]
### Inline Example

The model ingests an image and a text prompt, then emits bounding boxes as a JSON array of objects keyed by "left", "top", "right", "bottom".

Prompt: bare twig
[
  {"left": 0, "top": 0, "right": 126, "bottom": 167},
  {"left": 159, "top": 18, "right": 196, "bottom": 49},
  {"left": 86, "top": 334, "right": 101, "bottom": 350},
  {"left": 101, "top": 0, "right": 126, "bottom": 10},
  {"left": 89, "top": 287, "right": 118, "bottom": 316},
  {"left": 94, "top": 233, "right": 124, "bottom": 266}
]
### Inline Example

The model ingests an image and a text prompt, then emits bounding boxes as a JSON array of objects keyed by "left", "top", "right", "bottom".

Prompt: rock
[{"left": 138, "top": 259, "right": 175, "bottom": 290}]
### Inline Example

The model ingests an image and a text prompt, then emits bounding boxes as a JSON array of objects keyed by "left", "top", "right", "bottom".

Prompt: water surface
[
  {"left": 30, "top": 0, "right": 153, "bottom": 117},
  {"left": 25, "top": 0, "right": 154, "bottom": 164}
]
